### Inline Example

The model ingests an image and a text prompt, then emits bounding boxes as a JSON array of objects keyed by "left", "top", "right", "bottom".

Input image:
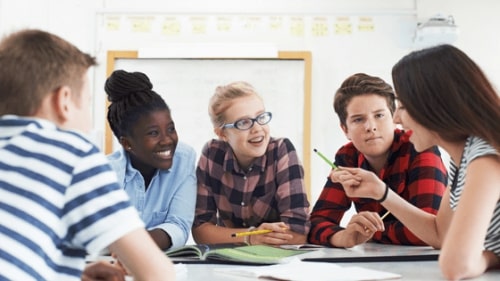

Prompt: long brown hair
[{"left": 392, "top": 44, "right": 500, "bottom": 151}]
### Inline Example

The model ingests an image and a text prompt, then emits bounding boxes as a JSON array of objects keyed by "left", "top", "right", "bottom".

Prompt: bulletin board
[{"left": 105, "top": 50, "right": 312, "bottom": 196}]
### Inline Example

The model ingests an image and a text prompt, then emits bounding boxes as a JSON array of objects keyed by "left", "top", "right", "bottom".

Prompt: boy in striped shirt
[{"left": 0, "top": 29, "right": 174, "bottom": 281}]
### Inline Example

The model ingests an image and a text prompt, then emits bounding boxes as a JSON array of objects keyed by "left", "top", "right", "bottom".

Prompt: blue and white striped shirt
[{"left": 0, "top": 115, "right": 144, "bottom": 281}]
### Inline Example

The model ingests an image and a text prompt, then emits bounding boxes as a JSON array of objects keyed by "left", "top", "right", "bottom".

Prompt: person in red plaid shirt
[
  {"left": 192, "top": 81, "right": 310, "bottom": 246},
  {"left": 308, "top": 73, "right": 447, "bottom": 248}
]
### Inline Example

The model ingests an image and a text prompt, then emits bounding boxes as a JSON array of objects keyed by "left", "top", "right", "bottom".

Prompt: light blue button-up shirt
[{"left": 107, "top": 141, "right": 197, "bottom": 249}]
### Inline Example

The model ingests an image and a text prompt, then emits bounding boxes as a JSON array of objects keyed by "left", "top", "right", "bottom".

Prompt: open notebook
[{"left": 165, "top": 243, "right": 313, "bottom": 265}]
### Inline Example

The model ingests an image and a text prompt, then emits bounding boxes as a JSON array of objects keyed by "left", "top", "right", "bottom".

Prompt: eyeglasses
[{"left": 222, "top": 112, "right": 272, "bottom": 130}]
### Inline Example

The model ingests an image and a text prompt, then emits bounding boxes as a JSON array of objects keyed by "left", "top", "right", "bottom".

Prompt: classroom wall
[{"left": 1, "top": 0, "right": 499, "bottom": 207}]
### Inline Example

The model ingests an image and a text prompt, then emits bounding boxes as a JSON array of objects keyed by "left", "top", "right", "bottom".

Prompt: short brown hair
[
  {"left": 333, "top": 73, "right": 395, "bottom": 127},
  {"left": 0, "top": 29, "right": 97, "bottom": 116}
]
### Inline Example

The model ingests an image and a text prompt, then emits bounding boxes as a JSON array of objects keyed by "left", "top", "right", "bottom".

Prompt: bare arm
[
  {"left": 333, "top": 167, "right": 452, "bottom": 248},
  {"left": 439, "top": 156, "right": 500, "bottom": 280},
  {"left": 192, "top": 222, "right": 249, "bottom": 244},
  {"left": 192, "top": 222, "right": 303, "bottom": 245},
  {"left": 82, "top": 261, "right": 126, "bottom": 281},
  {"left": 381, "top": 184, "right": 452, "bottom": 248},
  {"left": 148, "top": 228, "right": 172, "bottom": 250},
  {"left": 108, "top": 228, "right": 175, "bottom": 281}
]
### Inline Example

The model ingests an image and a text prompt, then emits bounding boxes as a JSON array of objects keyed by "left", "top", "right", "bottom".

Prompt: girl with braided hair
[{"left": 105, "top": 69, "right": 197, "bottom": 251}]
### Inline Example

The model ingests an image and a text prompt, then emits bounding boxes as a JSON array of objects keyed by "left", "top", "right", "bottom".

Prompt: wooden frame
[{"left": 105, "top": 50, "right": 312, "bottom": 198}]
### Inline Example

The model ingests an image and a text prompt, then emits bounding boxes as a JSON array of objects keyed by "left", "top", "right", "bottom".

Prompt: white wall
[{"left": 1, "top": 0, "right": 499, "bottom": 207}]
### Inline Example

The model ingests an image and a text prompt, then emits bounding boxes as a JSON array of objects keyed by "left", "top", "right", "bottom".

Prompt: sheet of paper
[
  {"left": 125, "top": 264, "right": 186, "bottom": 281},
  {"left": 213, "top": 258, "right": 401, "bottom": 281}
]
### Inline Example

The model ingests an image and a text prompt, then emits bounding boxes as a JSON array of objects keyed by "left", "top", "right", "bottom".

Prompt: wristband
[
  {"left": 244, "top": 226, "right": 256, "bottom": 245},
  {"left": 376, "top": 185, "right": 389, "bottom": 203}
]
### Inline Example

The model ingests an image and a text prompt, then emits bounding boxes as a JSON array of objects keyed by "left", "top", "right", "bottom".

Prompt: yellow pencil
[
  {"left": 231, "top": 229, "right": 273, "bottom": 237},
  {"left": 381, "top": 211, "right": 390, "bottom": 220}
]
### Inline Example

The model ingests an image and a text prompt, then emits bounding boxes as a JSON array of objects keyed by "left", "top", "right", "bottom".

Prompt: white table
[
  {"left": 173, "top": 243, "right": 500, "bottom": 280},
  {"left": 176, "top": 261, "right": 500, "bottom": 280}
]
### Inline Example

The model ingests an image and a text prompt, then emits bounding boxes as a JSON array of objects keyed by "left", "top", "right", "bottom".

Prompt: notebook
[
  {"left": 280, "top": 243, "right": 327, "bottom": 250},
  {"left": 165, "top": 243, "right": 311, "bottom": 265}
]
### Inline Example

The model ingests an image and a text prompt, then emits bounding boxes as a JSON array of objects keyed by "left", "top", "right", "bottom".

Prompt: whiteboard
[{"left": 106, "top": 51, "right": 312, "bottom": 195}]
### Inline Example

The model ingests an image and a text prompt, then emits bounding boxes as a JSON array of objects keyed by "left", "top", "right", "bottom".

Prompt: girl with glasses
[{"left": 192, "top": 81, "right": 310, "bottom": 246}]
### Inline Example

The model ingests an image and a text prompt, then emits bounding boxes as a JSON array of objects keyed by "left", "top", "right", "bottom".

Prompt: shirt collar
[
  {"left": 357, "top": 128, "right": 408, "bottom": 174},
  {"left": 123, "top": 150, "right": 161, "bottom": 183},
  {"left": 1, "top": 115, "right": 57, "bottom": 130}
]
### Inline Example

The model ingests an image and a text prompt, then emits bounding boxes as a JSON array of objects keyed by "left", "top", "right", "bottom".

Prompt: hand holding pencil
[
  {"left": 231, "top": 229, "right": 275, "bottom": 238},
  {"left": 230, "top": 222, "right": 291, "bottom": 245}
]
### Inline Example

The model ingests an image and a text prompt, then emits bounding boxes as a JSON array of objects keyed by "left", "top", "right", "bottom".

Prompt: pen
[
  {"left": 381, "top": 211, "right": 390, "bottom": 220},
  {"left": 231, "top": 229, "right": 273, "bottom": 237},
  {"left": 313, "top": 148, "right": 338, "bottom": 170}
]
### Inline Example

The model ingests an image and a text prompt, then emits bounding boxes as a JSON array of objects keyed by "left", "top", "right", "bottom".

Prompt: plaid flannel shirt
[
  {"left": 308, "top": 129, "right": 447, "bottom": 246},
  {"left": 194, "top": 137, "right": 310, "bottom": 234}
]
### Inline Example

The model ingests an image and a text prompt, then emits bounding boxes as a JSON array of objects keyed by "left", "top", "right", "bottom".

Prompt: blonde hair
[{"left": 208, "top": 81, "right": 263, "bottom": 128}]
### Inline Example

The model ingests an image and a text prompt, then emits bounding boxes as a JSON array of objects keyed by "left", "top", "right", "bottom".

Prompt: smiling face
[
  {"left": 218, "top": 95, "right": 270, "bottom": 169},
  {"left": 393, "top": 101, "right": 437, "bottom": 152},
  {"left": 342, "top": 94, "right": 396, "bottom": 165},
  {"left": 120, "top": 109, "right": 178, "bottom": 171}
]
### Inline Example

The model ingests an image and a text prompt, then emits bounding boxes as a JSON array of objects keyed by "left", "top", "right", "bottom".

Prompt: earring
[{"left": 127, "top": 147, "right": 132, "bottom": 150}]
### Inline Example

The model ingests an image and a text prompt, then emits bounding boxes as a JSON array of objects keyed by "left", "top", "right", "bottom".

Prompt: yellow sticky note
[
  {"left": 312, "top": 17, "right": 329, "bottom": 37},
  {"left": 105, "top": 16, "right": 120, "bottom": 31},
  {"left": 290, "top": 17, "right": 305, "bottom": 37},
  {"left": 128, "top": 16, "right": 153, "bottom": 33},
  {"left": 162, "top": 17, "right": 180, "bottom": 35},
  {"left": 335, "top": 16, "right": 352, "bottom": 35},
  {"left": 358, "top": 16, "right": 375, "bottom": 32}
]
